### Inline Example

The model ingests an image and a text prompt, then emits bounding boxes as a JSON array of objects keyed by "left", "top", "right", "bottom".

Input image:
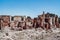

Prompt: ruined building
[{"left": 0, "top": 12, "right": 60, "bottom": 30}]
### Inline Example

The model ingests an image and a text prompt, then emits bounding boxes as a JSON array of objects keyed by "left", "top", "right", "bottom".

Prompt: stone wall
[{"left": 0, "top": 13, "right": 60, "bottom": 30}]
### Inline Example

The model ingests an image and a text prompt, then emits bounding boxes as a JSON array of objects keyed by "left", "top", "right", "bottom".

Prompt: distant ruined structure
[{"left": 0, "top": 12, "right": 60, "bottom": 30}]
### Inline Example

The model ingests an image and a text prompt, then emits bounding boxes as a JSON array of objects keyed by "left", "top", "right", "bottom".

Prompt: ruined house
[
  {"left": 10, "top": 16, "right": 26, "bottom": 30},
  {"left": 0, "top": 12, "right": 60, "bottom": 31},
  {"left": 1, "top": 15, "right": 10, "bottom": 27},
  {"left": 25, "top": 16, "right": 33, "bottom": 29},
  {"left": 0, "top": 16, "right": 1, "bottom": 30},
  {"left": 36, "top": 12, "right": 59, "bottom": 30}
]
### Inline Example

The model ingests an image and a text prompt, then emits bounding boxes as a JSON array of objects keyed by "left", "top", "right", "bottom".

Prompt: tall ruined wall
[{"left": 0, "top": 13, "right": 60, "bottom": 30}]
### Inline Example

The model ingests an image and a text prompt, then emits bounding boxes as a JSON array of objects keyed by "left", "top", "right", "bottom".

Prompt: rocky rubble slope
[{"left": 0, "top": 28, "right": 60, "bottom": 40}]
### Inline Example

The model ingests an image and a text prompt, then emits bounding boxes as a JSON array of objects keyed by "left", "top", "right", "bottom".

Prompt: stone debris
[{"left": 0, "top": 28, "right": 60, "bottom": 40}]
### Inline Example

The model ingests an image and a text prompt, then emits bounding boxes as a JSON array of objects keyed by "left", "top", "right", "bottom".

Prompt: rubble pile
[{"left": 0, "top": 28, "right": 60, "bottom": 40}]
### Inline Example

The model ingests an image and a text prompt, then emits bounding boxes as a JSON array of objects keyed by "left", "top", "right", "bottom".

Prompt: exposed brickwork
[{"left": 0, "top": 12, "right": 60, "bottom": 30}]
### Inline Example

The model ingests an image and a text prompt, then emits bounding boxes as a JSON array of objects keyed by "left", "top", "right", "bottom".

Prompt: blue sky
[{"left": 0, "top": 0, "right": 60, "bottom": 18}]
